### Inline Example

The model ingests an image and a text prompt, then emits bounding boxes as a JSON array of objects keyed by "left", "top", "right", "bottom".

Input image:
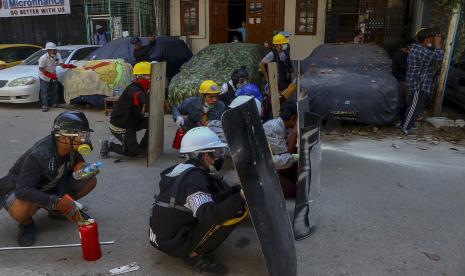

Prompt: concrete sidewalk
[{"left": 0, "top": 104, "right": 464, "bottom": 275}]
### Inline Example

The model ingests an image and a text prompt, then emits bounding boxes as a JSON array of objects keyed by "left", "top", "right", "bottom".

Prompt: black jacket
[
  {"left": 150, "top": 160, "right": 245, "bottom": 252},
  {"left": 392, "top": 49, "right": 408, "bottom": 82},
  {"left": 0, "top": 136, "right": 83, "bottom": 208},
  {"left": 133, "top": 40, "right": 156, "bottom": 63},
  {"left": 110, "top": 81, "right": 148, "bottom": 129}
]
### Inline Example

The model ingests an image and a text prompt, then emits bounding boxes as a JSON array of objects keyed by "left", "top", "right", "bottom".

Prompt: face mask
[
  {"left": 138, "top": 78, "right": 151, "bottom": 91},
  {"left": 427, "top": 43, "right": 433, "bottom": 48},
  {"left": 236, "top": 81, "right": 248, "bottom": 89},
  {"left": 214, "top": 158, "right": 225, "bottom": 171},
  {"left": 283, "top": 44, "right": 289, "bottom": 50}
]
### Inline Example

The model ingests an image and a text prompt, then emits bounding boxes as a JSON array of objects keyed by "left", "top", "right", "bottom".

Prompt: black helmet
[
  {"left": 130, "top": 36, "right": 141, "bottom": 45},
  {"left": 231, "top": 66, "right": 249, "bottom": 83},
  {"left": 52, "top": 111, "right": 93, "bottom": 133}
]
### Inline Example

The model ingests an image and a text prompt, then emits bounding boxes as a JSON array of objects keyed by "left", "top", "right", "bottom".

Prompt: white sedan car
[{"left": 0, "top": 45, "right": 99, "bottom": 103}]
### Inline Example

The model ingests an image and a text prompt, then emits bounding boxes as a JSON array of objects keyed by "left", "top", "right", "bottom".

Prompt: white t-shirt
[
  {"left": 38, "top": 53, "right": 63, "bottom": 81},
  {"left": 262, "top": 51, "right": 286, "bottom": 64}
]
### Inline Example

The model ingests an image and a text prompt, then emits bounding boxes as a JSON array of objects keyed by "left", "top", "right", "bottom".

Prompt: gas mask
[
  {"left": 74, "top": 131, "right": 93, "bottom": 155},
  {"left": 57, "top": 131, "right": 93, "bottom": 155}
]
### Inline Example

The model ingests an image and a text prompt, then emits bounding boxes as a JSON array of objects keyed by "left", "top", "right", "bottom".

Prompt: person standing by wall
[
  {"left": 93, "top": 25, "right": 109, "bottom": 46},
  {"left": 401, "top": 28, "right": 444, "bottom": 135}
]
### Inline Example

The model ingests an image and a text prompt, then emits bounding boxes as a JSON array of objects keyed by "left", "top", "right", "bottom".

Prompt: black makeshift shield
[
  {"left": 222, "top": 99, "right": 297, "bottom": 276},
  {"left": 293, "top": 97, "right": 322, "bottom": 240}
]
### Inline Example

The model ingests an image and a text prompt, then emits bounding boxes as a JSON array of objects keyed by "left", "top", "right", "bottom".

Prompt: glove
[
  {"left": 55, "top": 194, "right": 80, "bottom": 221},
  {"left": 43, "top": 71, "right": 58, "bottom": 80},
  {"left": 292, "top": 153, "right": 299, "bottom": 162},
  {"left": 175, "top": 116, "right": 185, "bottom": 127},
  {"left": 62, "top": 64, "right": 77, "bottom": 69}
]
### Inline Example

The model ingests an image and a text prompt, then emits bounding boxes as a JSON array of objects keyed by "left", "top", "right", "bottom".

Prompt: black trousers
[
  {"left": 109, "top": 119, "right": 148, "bottom": 157},
  {"left": 151, "top": 216, "right": 242, "bottom": 258},
  {"left": 402, "top": 89, "right": 427, "bottom": 131}
]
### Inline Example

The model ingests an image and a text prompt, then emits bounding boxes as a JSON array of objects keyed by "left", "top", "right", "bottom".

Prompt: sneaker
[
  {"left": 401, "top": 128, "right": 415, "bottom": 136},
  {"left": 17, "top": 220, "right": 36, "bottom": 247},
  {"left": 42, "top": 106, "right": 49, "bottom": 112},
  {"left": 99, "top": 140, "right": 110, "bottom": 159},
  {"left": 183, "top": 254, "right": 227, "bottom": 275}
]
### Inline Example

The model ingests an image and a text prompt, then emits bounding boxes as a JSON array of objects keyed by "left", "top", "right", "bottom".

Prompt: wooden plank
[
  {"left": 433, "top": 1, "right": 462, "bottom": 115},
  {"left": 268, "top": 62, "right": 280, "bottom": 118},
  {"left": 147, "top": 62, "right": 166, "bottom": 167}
]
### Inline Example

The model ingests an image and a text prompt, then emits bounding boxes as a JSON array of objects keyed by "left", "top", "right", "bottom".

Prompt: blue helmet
[{"left": 236, "top": 84, "right": 263, "bottom": 102}]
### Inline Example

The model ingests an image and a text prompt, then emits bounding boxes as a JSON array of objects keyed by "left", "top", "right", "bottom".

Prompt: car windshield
[{"left": 21, "top": 49, "right": 74, "bottom": 65}]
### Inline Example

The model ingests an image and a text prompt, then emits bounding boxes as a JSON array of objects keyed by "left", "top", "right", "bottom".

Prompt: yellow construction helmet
[
  {"left": 133, "top": 62, "right": 151, "bottom": 75},
  {"left": 273, "top": 33, "right": 289, "bottom": 45},
  {"left": 199, "top": 80, "right": 220, "bottom": 94}
]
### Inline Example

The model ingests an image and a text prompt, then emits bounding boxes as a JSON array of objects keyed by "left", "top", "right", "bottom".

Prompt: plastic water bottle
[{"left": 73, "top": 162, "right": 103, "bottom": 180}]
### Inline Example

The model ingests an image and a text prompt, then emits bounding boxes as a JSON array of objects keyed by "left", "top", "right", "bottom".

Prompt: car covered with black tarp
[
  {"left": 87, "top": 36, "right": 193, "bottom": 83},
  {"left": 300, "top": 44, "right": 401, "bottom": 126}
]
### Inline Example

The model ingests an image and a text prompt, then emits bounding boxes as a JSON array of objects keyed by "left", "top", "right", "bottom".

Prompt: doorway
[
  {"left": 228, "top": 0, "right": 246, "bottom": 42},
  {"left": 89, "top": 17, "right": 111, "bottom": 45},
  {"left": 209, "top": 0, "right": 284, "bottom": 45}
]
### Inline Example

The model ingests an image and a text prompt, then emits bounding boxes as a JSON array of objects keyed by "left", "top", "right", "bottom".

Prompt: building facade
[{"left": 169, "top": 0, "right": 327, "bottom": 60}]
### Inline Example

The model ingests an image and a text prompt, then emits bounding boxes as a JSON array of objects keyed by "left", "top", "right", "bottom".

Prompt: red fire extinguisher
[
  {"left": 172, "top": 127, "right": 185, "bottom": 149},
  {"left": 79, "top": 219, "right": 102, "bottom": 261}
]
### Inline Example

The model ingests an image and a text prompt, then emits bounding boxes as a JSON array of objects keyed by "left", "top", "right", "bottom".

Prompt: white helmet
[
  {"left": 96, "top": 24, "right": 103, "bottom": 30},
  {"left": 229, "top": 95, "right": 262, "bottom": 115},
  {"left": 180, "top": 127, "right": 227, "bottom": 154},
  {"left": 45, "top": 42, "right": 57, "bottom": 50}
]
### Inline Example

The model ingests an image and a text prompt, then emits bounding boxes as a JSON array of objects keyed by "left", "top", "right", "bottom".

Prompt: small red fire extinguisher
[
  {"left": 172, "top": 127, "right": 185, "bottom": 149},
  {"left": 78, "top": 219, "right": 102, "bottom": 261}
]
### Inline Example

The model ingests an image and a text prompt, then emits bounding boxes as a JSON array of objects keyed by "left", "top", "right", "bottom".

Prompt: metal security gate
[
  {"left": 359, "top": 0, "right": 409, "bottom": 54},
  {"left": 84, "top": 0, "right": 154, "bottom": 43},
  {"left": 325, "top": 0, "right": 410, "bottom": 54}
]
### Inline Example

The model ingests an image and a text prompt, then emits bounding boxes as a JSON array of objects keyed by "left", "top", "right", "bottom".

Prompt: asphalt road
[{"left": 0, "top": 104, "right": 464, "bottom": 276}]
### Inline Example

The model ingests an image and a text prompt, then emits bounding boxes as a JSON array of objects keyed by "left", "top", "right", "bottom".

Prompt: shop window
[
  {"left": 295, "top": 0, "right": 318, "bottom": 35},
  {"left": 181, "top": 0, "right": 199, "bottom": 36}
]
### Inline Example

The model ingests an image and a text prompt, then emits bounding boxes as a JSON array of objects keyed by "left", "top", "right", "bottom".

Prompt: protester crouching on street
[
  {"left": 173, "top": 80, "right": 226, "bottom": 131},
  {"left": 263, "top": 101, "right": 299, "bottom": 198},
  {"left": 219, "top": 66, "right": 249, "bottom": 106},
  {"left": 392, "top": 39, "right": 415, "bottom": 120},
  {"left": 401, "top": 28, "right": 444, "bottom": 135},
  {"left": 131, "top": 34, "right": 156, "bottom": 63},
  {"left": 149, "top": 127, "right": 247, "bottom": 274},
  {"left": 0, "top": 111, "right": 98, "bottom": 246},
  {"left": 38, "top": 42, "right": 77, "bottom": 112},
  {"left": 100, "top": 62, "right": 151, "bottom": 158}
]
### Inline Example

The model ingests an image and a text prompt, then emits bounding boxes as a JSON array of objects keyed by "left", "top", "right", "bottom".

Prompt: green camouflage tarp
[{"left": 168, "top": 43, "right": 267, "bottom": 106}]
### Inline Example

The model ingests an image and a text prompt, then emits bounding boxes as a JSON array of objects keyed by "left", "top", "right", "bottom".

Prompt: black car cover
[
  {"left": 87, "top": 36, "right": 192, "bottom": 82},
  {"left": 300, "top": 44, "right": 401, "bottom": 126}
]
